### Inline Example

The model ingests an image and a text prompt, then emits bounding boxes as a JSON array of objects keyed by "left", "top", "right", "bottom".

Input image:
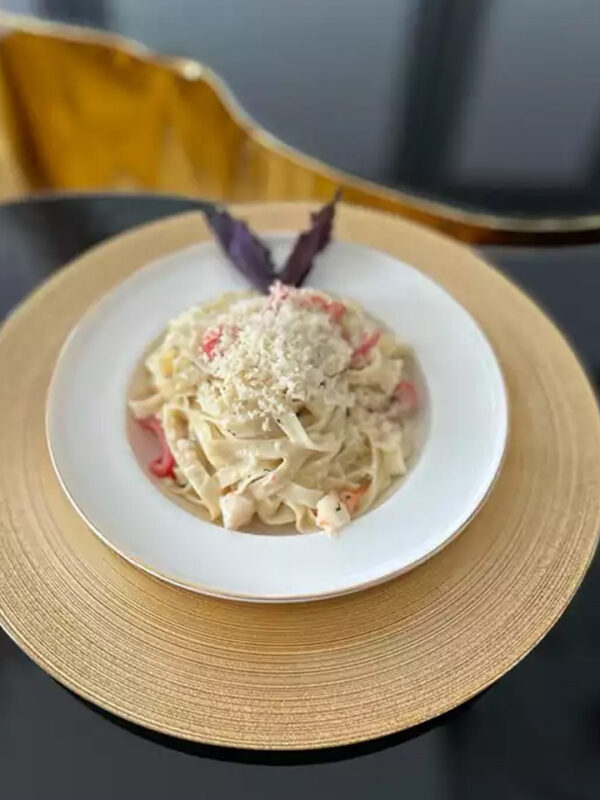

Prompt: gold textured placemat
[{"left": 1, "top": 203, "right": 599, "bottom": 750}]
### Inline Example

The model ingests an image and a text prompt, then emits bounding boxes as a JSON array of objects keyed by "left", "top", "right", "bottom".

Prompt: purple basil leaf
[
  {"left": 280, "top": 189, "right": 341, "bottom": 287},
  {"left": 204, "top": 207, "right": 275, "bottom": 293}
]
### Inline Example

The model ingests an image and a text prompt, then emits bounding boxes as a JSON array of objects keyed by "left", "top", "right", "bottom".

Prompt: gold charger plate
[{"left": 1, "top": 203, "right": 599, "bottom": 750}]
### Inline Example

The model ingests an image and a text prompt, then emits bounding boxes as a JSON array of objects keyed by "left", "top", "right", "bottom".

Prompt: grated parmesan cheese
[{"left": 197, "top": 286, "right": 354, "bottom": 420}]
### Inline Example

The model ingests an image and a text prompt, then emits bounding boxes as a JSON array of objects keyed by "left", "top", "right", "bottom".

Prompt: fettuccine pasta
[{"left": 129, "top": 283, "right": 419, "bottom": 533}]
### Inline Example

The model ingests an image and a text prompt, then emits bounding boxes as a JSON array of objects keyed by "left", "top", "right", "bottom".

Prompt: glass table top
[{"left": 0, "top": 192, "right": 599, "bottom": 799}]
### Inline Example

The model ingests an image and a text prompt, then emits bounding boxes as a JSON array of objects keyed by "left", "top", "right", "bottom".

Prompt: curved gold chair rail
[{"left": 1, "top": 11, "right": 600, "bottom": 244}]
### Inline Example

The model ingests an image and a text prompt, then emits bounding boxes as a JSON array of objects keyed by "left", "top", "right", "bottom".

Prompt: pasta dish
[{"left": 129, "top": 283, "right": 419, "bottom": 533}]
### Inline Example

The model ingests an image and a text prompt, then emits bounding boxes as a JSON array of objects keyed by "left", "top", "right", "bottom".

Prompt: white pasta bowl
[{"left": 46, "top": 236, "right": 507, "bottom": 602}]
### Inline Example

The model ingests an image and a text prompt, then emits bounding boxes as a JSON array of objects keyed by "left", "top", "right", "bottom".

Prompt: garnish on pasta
[
  {"left": 129, "top": 283, "right": 419, "bottom": 533},
  {"left": 204, "top": 192, "right": 339, "bottom": 293}
]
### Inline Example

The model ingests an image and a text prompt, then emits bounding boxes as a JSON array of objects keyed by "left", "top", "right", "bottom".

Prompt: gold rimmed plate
[{"left": 45, "top": 233, "right": 507, "bottom": 601}]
